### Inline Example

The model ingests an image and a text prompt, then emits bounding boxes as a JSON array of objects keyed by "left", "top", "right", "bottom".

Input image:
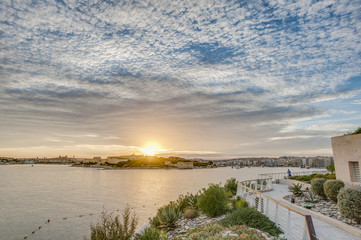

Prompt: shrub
[
  {"left": 311, "top": 178, "right": 326, "bottom": 197},
  {"left": 224, "top": 178, "right": 238, "bottom": 195},
  {"left": 288, "top": 175, "right": 314, "bottom": 183},
  {"left": 288, "top": 183, "right": 303, "bottom": 196},
  {"left": 175, "top": 193, "right": 199, "bottom": 212},
  {"left": 220, "top": 207, "right": 283, "bottom": 236},
  {"left": 175, "top": 194, "right": 190, "bottom": 212},
  {"left": 225, "top": 191, "right": 234, "bottom": 198},
  {"left": 345, "top": 127, "right": 361, "bottom": 135},
  {"left": 312, "top": 174, "right": 325, "bottom": 180},
  {"left": 326, "top": 164, "right": 335, "bottom": 174},
  {"left": 235, "top": 199, "right": 249, "bottom": 209},
  {"left": 337, "top": 188, "right": 361, "bottom": 224},
  {"left": 150, "top": 203, "right": 181, "bottom": 230},
  {"left": 326, "top": 173, "right": 336, "bottom": 179},
  {"left": 324, "top": 180, "right": 345, "bottom": 202},
  {"left": 88, "top": 207, "right": 137, "bottom": 240},
  {"left": 197, "top": 184, "right": 228, "bottom": 217},
  {"left": 134, "top": 227, "right": 168, "bottom": 240},
  {"left": 183, "top": 207, "right": 198, "bottom": 219}
]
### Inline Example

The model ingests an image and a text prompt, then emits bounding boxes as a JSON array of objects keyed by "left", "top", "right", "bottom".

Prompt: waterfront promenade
[{"left": 263, "top": 184, "right": 361, "bottom": 240}]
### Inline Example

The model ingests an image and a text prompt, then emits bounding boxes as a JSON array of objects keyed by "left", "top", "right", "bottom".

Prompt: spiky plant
[
  {"left": 150, "top": 204, "right": 181, "bottom": 230},
  {"left": 304, "top": 190, "right": 318, "bottom": 203},
  {"left": 188, "top": 193, "right": 199, "bottom": 208},
  {"left": 288, "top": 183, "right": 303, "bottom": 196},
  {"left": 134, "top": 227, "right": 169, "bottom": 240}
]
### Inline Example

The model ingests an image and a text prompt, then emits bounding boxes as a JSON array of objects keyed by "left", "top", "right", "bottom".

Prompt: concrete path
[{"left": 263, "top": 184, "right": 361, "bottom": 240}]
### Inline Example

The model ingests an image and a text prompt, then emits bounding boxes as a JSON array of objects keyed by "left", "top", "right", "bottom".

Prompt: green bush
[
  {"left": 224, "top": 178, "right": 238, "bottom": 195},
  {"left": 324, "top": 180, "right": 345, "bottom": 202},
  {"left": 197, "top": 184, "right": 228, "bottom": 217},
  {"left": 311, "top": 178, "right": 326, "bottom": 197},
  {"left": 235, "top": 199, "right": 249, "bottom": 208},
  {"left": 87, "top": 207, "right": 137, "bottom": 240},
  {"left": 326, "top": 164, "right": 335, "bottom": 174},
  {"left": 225, "top": 191, "right": 234, "bottom": 198},
  {"left": 312, "top": 174, "right": 325, "bottom": 180},
  {"left": 288, "top": 174, "right": 316, "bottom": 183},
  {"left": 134, "top": 227, "right": 168, "bottom": 240},
  {"left": 175, "top": 193, "right": 199, "bottom": 212},
  {"left": 337, "top": 188, "right": 361, "bottom": 224},
  {"left": 150, "top": 203, "right": 181, "bottom": 230},
  {"left": 220, "top": 207, "right": 283, "bottom": 236},
  {"left": 325, "top": 173, "right": 336, "bottom": 179}
]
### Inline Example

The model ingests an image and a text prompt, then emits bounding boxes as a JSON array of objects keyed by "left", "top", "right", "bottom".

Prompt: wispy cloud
[{"left": 0, "top": 0, "right": 360, "bottom": 157}]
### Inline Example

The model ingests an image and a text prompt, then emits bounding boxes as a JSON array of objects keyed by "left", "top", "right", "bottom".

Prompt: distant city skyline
[{"left": 1, "top": 0, "right": 360, "bottom": 158}]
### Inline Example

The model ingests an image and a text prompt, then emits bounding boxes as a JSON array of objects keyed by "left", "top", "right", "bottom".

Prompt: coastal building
[{"left": 331, "top": 134, "right": 361, "bottom": 186}]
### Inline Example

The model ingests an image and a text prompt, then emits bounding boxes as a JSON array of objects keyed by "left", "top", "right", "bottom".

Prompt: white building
[{"left": 331, "top": 134, "right": 361, "bottom": 186}]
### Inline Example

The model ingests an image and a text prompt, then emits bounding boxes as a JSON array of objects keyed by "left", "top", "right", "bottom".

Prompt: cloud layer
[{"left": 1, "top": 0, "right": 360, "bottom": 158}]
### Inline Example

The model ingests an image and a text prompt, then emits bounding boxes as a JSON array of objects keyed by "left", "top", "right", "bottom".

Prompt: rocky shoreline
[{"left": 283, "top": 194, "right": 361, "bottom": 230}]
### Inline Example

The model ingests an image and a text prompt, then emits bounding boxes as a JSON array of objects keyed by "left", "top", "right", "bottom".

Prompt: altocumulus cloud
[{"left": 0, "top": 0, "right": 361, "bottom": 157}]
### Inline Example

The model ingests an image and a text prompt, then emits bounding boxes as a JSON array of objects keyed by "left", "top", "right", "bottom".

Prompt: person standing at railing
[{"left": 287, "top": 169, "right": 292, "bottom": 177}]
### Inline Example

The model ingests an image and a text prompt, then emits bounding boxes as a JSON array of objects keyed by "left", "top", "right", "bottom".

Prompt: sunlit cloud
[{"left": 0, "top": 0, "right": 360, "bottom": 157}]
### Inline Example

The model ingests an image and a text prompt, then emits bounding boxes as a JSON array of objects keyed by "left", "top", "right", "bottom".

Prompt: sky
[{"left": 0, "top": 0, "right": 360, "bottom": 159}]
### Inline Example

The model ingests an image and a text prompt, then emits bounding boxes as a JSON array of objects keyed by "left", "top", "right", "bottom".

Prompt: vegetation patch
[
  {"left": 311, "top": 178, "right": 326, "bottom": 197},
  {"left": 289, "top": 173, "right": 335, "bottom": 184},
  {"left": 150, "top": 203, "right": 181, "bottom": 230},
  {"left": 224, "top": 178, "right": 238, "bottom": 196},
  {"left": 134, "top": 227, "right": 169, "bottom": 240},
  {"left": 324, "top": 180, "right": 345, "bottom": 202},
  {"left": 197, "top": 184, "right": 228, "bottom": 217},
  {"left": 219, "top": 207, "right": 283, "bottom": 236},
  {"left": 86, "top": 207, "right": 137, "bottom": 240},
  {"left": 337, "top": 188, "right": 361, "bottom": 224},
  {"left": 288, "top": 183, "right": 304, "bottom": 196},
  {"left": 345, "top": 127, "right": 361, "bottom": 135},
  {"left": 173, "top": 223, "right": 269, "bottom": 240}
]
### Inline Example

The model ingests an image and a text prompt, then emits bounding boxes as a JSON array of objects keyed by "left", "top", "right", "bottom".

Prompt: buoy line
[{"left": 23, "top": 209, "right": 122, "bottom": 239}]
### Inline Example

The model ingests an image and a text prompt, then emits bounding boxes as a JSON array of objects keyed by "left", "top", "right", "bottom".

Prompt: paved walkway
[{"left": 263, "top": 184, "right": 361, "bottom": 240}]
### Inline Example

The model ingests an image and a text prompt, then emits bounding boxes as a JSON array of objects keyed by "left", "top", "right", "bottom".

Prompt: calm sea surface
[{"left": 0, "top": 165, "right": 314, "bottom": 240}]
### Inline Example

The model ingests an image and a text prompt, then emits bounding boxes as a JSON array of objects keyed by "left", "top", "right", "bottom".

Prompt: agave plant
[
  {"left": 151, "top": 204, "right": 181, "bottom": 230},
  {"left": 304, "top": 190, "right": 319, "bottom": 203},
  {"left": 134, "top": 227, "right": 169, "bottom": 240},
  {"left": 188, "top": 193, "right": 199, "bottom": 208},
  {"left": 288, "top": 183, "right": 304, "bottom": 196}
]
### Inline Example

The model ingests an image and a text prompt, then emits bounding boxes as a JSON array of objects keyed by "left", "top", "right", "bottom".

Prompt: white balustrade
[{"left": 237, "top": 181, "right": 317, "bottom": 240}]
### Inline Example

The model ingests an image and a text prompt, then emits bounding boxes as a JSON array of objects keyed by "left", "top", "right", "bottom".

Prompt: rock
[{"left": 283, "top": 194, "right": 360, "bottom": 229}]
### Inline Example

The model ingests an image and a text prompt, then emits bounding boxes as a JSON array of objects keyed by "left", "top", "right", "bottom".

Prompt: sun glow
[{"left": 140, "top": 142, "right": 165, "bottom": 156}]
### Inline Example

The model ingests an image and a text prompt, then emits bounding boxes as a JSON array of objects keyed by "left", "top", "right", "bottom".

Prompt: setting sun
[{"left": 140, "top": 142, "right": 165, "bottom": 156}]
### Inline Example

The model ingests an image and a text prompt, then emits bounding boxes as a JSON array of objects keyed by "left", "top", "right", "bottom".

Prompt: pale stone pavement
[{"left": 263, "top": 184, "right": 361, "bottom": 240}]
